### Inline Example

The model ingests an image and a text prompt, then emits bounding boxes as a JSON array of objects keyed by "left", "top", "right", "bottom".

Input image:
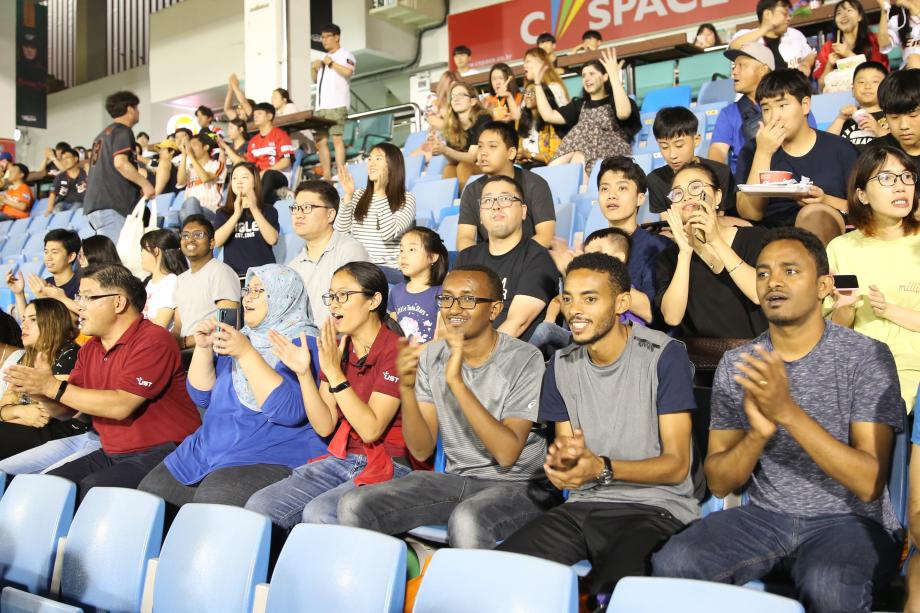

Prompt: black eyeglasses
[
  {"left": 435, "top": 294, "right": 497, "bottom": 310},
  {"left": 322, "top": 290, "right": 373, "bottom": 306},
  {"left": 289, "top": 203, "right": 331, "bottom": 215},
  {"left": 480, "top": 194, "right": 523, "bottom": 209},
  {"left": 74, "top": 293, "right": 121, "bottom": 305},
  {"left": 868, "top": 171, "right": 918, "bottom": 187},
  {"left": 666, "top": 181, "right": 716, "bottom": 204}
]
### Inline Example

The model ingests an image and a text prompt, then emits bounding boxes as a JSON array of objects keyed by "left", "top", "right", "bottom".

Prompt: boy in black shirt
[
  {"left": 871, "top": 68, "right": 920, "bottom": 172},
  {"left": 827, "top": 61, "right": 889, "bottom": 151},
  {"left": 47, "top": 148, "right": 87, "bottom": 215},
  {"left": 736, "top": 69, "right": 857, "bottom": 244}
]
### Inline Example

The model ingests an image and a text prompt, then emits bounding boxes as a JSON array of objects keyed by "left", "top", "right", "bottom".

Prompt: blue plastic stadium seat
[
  {"left": 583, "top": 203, "right": 609, "bottom": 238},
  {"left": 641, "top": 85, "right": 691, "bottom": 115},
  {"left": 1, "top": 487, "right": 164, "bottom": 613},
  {"left": 345, "top": 161, "right": 369, "bottom": 190},
  {"left": 171, "top": 189, "right": 186, "bottom": 211},
  {"left": 0, "top": 475, "right": 76, "bottom": 594},
  {"left": 404, "top": 155, "right": 424, "bottom": 191},
  {"left": 46, "top": 210, "right": 75, "bottom": 231},
  {"left": 809, "top": 91, "right": 855, "bottom": 129},
  {"left": 697, "top": 78, "right": 737, "bottom": 106},
  {"left": 2, "top": 234, "right": 30, "bottom": 262},
  {"left": 407, "top": 436, "right": 449, "bottom": 543},
  {"left": 149, "top": 503, "right": 270, "bottom": 613},
  {"left": 22, "top": 234, "right": 45, "bottom": 261},
  {"left": 274, "top": 199, "right": 294, "bottom": 233},
  {"left": 154, "top": 193, "right": 175, "bottom": 213},
  {"left": 418, "top": 156, "right": 448, "bottom": 182},
  {"left": 436, "top": 214, "right": 460, "bottom": 256},
  {"left": 9, "top": 217, "right": 32, "bottom": 236},
  {"left": 608, "top": 577, "right": 804, "bottom": 612},
  {"left": 30, "top": 200, "right": 47, "bottom": 218},
  {"left": 532, "top": 164, "right": 583, "bottom": 206},
  {"left": 413, "top": 549, "right": 579, "bottom": 613},
  {"left": 27, "top": 216, "right": 50, "bottom": 236},
  {"left": 0, "top": 588, "right": 81, "bottom": 613},
  {"left": 411, "top": 178, "right": 459, "bottom": 227},
  {"left": 261, "top": 524, "right": 405, "bottom": 613},
  {"left": 0, "top": 220, "right": 14, "bottom": 237},
  {"left": 402, "top": 130, "right": 428, "bottom": 154}
]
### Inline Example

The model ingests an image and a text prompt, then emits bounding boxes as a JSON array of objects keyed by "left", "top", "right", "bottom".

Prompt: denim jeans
[
  {"left": 651, "top": 505, "right": 902, "bottom": 613},
  {"left": 0, "top": 432, "right": 101, "bottom": 475},
  {"left": 47, "top": 443, "right": 177, "bottom": 502},
  {"left": 337, "top": 471, "right": 562, "bottom": 549},
  {"left": 528, "top": 322, "right": 572, "bottom": 358},
  {"left": 244, "top": 454, "right": 411, "bottom": 530},
  {"left": 87, "top": 209, "right": 127, "bottom": 243}
]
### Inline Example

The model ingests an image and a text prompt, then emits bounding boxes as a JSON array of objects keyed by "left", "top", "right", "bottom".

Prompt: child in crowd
[
  {"left": 872, "top": 68, "right": 920, "bottom": 170},
  {"left": 483, "top": 63, "right": 521, "bottom": 124},
  {"left": 0, "top": 163, "right": 33, "bottom": 220},
  {"left": 828, "top": 61, "right": 890, "bottom": 150},
  {"left": 387, "top": 228, "right": 448, "bottom": 344}
]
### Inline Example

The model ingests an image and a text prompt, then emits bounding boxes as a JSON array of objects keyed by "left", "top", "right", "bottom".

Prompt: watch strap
[
  {"left": 329, "top": 380, "right": 351, "bottom": 394},
  {"left": 54, "top": 380, "right": 68, "bottom": 402}
]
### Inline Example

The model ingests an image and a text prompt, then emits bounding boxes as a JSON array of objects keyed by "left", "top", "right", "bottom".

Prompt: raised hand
[
  {"left": 194, "top": 317, "right": 218, "bottom": 349},
  {"left": 269, "top": 330, "right": 312, "bottom": 377},
  {"left": 599, "top": 47, "right": 624, "bottom": 77},
  {"left": 443, "top": 326, "right": 465, "bottom": 385},
  {"left": 755, "top": 120, "right": 786, "bottom": 156},
  {"left": 6, "top": 271, "right": 23, "bottom": 295},
  {"left": 212, "top": 323, "right": 253, "bottom": 359},
  {"left": 317, "top": 317, "right": 347, "bottom": 382},
  {"left": 396, "top": 337, "right": 422, "bottom": 390},
  {"left": 732, "top": 345, "right": 795, "bottom": 425},
  {"left": 665, "top": 205, "right": 692, "bottom": 253},
  {"left": 338, "top": 163, "right": 355, "bottom": 200},
  {"left": 26, "top": 274, "right": 47, "bottom": 298}
]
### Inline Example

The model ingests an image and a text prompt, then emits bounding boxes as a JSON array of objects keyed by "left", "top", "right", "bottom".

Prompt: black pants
[
  {"left": 46, "top": 443, "right": 176, "bottom": 503},
  {"left": 0, "top": 419, "right": 91, "bottom": 460},
  {"left": 496, "top": 501, "right": 684, "bottom": 596},
  {"left": 260, "top": 169, "right": 288, "bottom": 205}
]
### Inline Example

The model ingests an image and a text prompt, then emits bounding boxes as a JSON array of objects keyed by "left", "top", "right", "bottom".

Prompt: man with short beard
[{"left": 497, "top": 252, "right": 697, "bottom": 607}]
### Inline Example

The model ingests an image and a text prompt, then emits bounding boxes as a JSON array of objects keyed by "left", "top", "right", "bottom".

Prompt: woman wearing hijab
[{"left": 139, "top": 264, "right": 326, "bottom": 511}]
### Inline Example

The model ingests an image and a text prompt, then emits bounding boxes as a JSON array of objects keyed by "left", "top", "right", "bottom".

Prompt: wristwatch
[
  {"left": 329, "top": 380, "right": 351, "bottom": 394},
  {"left": 596, "top": 456, "right": 614, "bottom": 486}
]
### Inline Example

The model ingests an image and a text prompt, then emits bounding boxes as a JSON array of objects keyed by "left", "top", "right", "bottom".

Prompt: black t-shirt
[
  {"left": 50, "top": 342, "right": 80, "bottom": 375},
  {"left": 458, "top": 166, "right": 556, "bottom": 244},
  {"left": 44, "top": 270, "right": 80, "bottom": 300},
  {"left": 51, "top": 169, "right": 88, "bottom": 205},
  {"left": 214, "top": 206, "right": 280, "bottom": 275},
  {"left": 557, "top": 95, "right": 641, "bottom": 141},
  {"left": 455, "top": 238, "right": 560, "bottom": 341},
  {"left": 764, "top": 36, "right": 786, "bottom": 71},
  {"left": 648, "top": 157, "right": 737, "bottom": 215},
  {"left": 867, "top": 134, "right": 920, "bottom": 173},
  {"left": 654, "top": 226, "right": 768, "bottom": 339},
  {"left": 83, "top": 122, "right": 140, "bottom": 216},
  {"left": 453, "top": 114, "right": 493, "bottom": 153},
  {"left": 840, "top": 111, "right": 887, "bottom": 151},
  {"left": 736, "top": 130, "right": 857, "bottom": 226}
]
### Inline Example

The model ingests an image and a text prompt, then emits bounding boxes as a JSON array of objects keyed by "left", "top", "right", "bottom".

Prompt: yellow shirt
[{"left": 825, "top": 230, "right": 920, "bottom": 410}]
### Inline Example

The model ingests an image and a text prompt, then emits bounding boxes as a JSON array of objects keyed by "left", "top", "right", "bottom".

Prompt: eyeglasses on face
[
  {"left": 479, "top": 194, "right": 523, "bottom": 209},
  {"left": 666, "top": 180, "right": 716, "bottom": 204},
  {"left": 451, "top": 93, "right": 471, "bottom": 101},
  {"left": 241, "top": 286, "right": 266, "bottom": 298},
  {"left": 180, "top": 230, "right": 208, "bottom": 241},
  {"left": 868, "top": 171, "right": 918, "bottom": 187},
  {"left": 289, "top": 203, "right": 330, "bottom": 215},
  {"left": 435, "top": 294, "right": 496, "bottom": 309},
  {"left": 74, "top": 292, "right": 121, "bottom": 305},
  {"left": 322, "top": 290, "right": 373, "bottom": 306}
]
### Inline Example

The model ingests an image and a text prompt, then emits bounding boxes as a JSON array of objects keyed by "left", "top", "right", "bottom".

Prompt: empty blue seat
[
  {"left": 679, "top": 52, "right": 731, "bottom": 98},
  {"left": 641, "top": 85, "right": 692, "bottom": 115},
  {"left": 2, "top": 234, "right": 30, "bottom": 261},
  {"left": 404, "top": 155, "right": 424, "bottom": 190},
  {"left": 0, "top": 220, "right": 14, "bottom": 237},
  {"left": 9, "top": 217, "right": 32, "bottom": 236},
  {"left": 532, "top": 164, "right": 584, "bottom": 206},
  {"left": 0, "top": 475, "right": 76, "bottom": 594},
  {"left": 402, "top": 130, "right": 428, "bottom": 154},
  {"left": 170, "top": 190, "right": 186, "bottom": 212},
  {"left": 412, "top": 178, "right": 459, "bottom": 225},
  {"left": 437, "top": 214, "right": 460, "bottom": 254},
  {"left": 607, "top": 577, "right": 804, "bottom": 612},
  {"left": 583, "top": 203, "right": 609, "bottom": 238},
  {"left": 27, "top": 216, "right": 50, "bottom": 236},
  {"left": 1, "top": 487, "right": 164, "bottom": 613},
  {"left": 280, "top": 232, "right": 305, "bottom": 265},
  {"left": 22, "top": 234, "right": 45, "bottom": 260},
  {"left": 149, "top": 503, "right": 270, "bottom": 613},
  {"left": 418, "top": 155, "right": 448, "bottom": 182},
  {"left": 697, "top": 78, "right": 737, "bottom": 106},
  {"left": 46, "top": 210, "right": 75, "bottom": 231},
  {"left": 274, "top": 199, "right": 294, "bottom": 233},
  {"left": 154, "top": 193, "right": 175, "bottom": 213},
  {"left": 413, "top": 549, "right": 578, "bottom": 613},
  {"left": 260, "top": 524, "right": 405, "bottom": 613},
  {"left": 809, "top": 91, "right": 855, "bottom": 129},
  {"left": 30, "top": 200, "right": 48, "bottom": 218}
]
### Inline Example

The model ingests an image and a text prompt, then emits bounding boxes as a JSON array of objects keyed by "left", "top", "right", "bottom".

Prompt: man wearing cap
[
  {"left": 730, "top": 0, "right": 815, "bottom": 76},
  {"left": 709, "top": 43, "right": 817, "bottom": 176}
]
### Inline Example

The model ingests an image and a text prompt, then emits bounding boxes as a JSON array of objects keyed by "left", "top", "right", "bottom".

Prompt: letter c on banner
[{"left": 521, "top": 11, "right": 546, "bottom": 45}]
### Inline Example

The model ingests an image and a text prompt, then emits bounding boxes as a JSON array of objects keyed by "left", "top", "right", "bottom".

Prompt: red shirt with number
[
  {"left": 68, "top": 316, "right": 201, "bottom": 454},
  {"left": 246, "top": 127, "right": 294, "bottom": 171}
]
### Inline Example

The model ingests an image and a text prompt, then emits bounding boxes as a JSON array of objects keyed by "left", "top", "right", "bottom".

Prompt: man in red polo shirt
[
  {"left": 6, "top": 264, "right": 201, "bottom": 501},
  {"left": 224, "top": 101, "right": 293, "bottom": 206}
]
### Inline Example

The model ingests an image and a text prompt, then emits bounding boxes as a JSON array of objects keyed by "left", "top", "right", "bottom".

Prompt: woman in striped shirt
[{"left": 337, "top": 143, "right": 416, "bottom": 284}]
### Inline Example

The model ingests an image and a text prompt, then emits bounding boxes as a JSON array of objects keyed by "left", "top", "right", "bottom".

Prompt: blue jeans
[
  {"left": 87, "top": 209, "right": 127, "bottom": 243},
  {"left": 245, "top": 454, "right": 411, "bottom": 530},
  {"left": 529, "top": 322, "right": 572, "bottom": 358},
  {"left": 0, "top": 432, "right": 101, "bottom": 475},
  {"left": 652, "top": 505, "right": 902, "bottom": 613}
]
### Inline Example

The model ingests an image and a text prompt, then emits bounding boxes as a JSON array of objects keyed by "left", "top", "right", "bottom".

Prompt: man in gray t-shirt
[
  {"left": 654, "top": 228, "right": 904, "bottom": 613},
  {"left": 338, "top": 266, "right": 560, "bottom": 548},
  {"left": 497, "top": 253, "right": 697, "bottom": 603}
]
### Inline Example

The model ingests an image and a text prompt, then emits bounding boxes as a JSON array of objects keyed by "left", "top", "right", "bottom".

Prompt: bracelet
[{"left": 726, "top": 260, "right": 745, "bottom": 274}]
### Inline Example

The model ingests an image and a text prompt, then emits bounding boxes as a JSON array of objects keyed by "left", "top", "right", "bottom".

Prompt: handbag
[{"left": 116, "top": 196, "right": 157, "bottom": 279}]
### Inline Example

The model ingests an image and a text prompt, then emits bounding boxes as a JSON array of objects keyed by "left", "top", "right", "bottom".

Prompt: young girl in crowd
[
  {"left": 141, "top": 229, "right": 189, "bottom": 330},
  {"left": 78, "top": 235, "right": 122, "bottom": 268},
  {"left": 827, "top": 145, "right": 920, "bottom": 408},
  {"left": 0, "top": 299, "right": 85, "bottom": 460},
  {"left": 218, "top": 118, "right": 249, "bottom": 171},
  {"left": 337, "top": 144, "right": 416, "bottom": 284},
  {"left": 483, "top": 63, "right": 522, "bottom": 124},
  {"left": 272, "top": 88, "right": 297, "bottom": 116},
  {"left": 814, "top": 0, "right": 889, "bottom": 91},
  {"left": 246, "top": 262, "right": 414, "bottom": 529},
  {"left": 693, "top": 23, "right": 722, "bottom": 49},
  {"left": 432, "top": 81, "right": 491, "bottom": 189},
  {"left": 517, "top": 82, "right": 562, "bottom": 168},
  {"left": 178, "top": 133, "right": 226, "bottom": 223},
  {"left": 214, "top": 162, "right": 280, "bottom": 276},
  {"left": 387, "top": 227, "right": 449, "bottom": 343}
]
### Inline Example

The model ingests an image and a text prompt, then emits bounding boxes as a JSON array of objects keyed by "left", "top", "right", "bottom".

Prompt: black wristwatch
[
  {"left": 55, "top": 380, "right": 69, "bottom": 402},
  {"left": 329, "top": 380, "right": 351, "bottom": 394},
  {"left": 596, "top": 456, "right": 614, "bottom": 486}
]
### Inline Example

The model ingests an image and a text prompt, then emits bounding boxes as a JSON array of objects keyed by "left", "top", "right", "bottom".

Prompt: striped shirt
[
  {"left": 335, "top": 189, "right": 416, "bottom": 268},
  {"left": 415, "top": 333, "right": 547, "bottom": 481}
]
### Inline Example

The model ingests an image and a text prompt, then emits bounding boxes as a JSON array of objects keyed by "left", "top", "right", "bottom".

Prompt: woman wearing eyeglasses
[
  {"left": 246, "top": 261, "right": 420, "bottom": 529},
  {"left": 827, "top": 146, "right": 920, "bottom": 409},
  {"left": 656, "top": 162, "right": 768, "bottom": 347},
  {"left": 139, "top": 264, "right": 326, "bottom": 512}
]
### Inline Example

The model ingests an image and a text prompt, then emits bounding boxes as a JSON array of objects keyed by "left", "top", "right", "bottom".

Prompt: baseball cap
[
  {"left": 156, "top": 139, "right": 179, "bottom": 151},
  {"left": 724, "top": 43, "right": 775, "bottom": 71}
]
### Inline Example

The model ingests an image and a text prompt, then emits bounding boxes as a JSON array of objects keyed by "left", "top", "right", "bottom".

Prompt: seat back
[
  {"left": 60, "top": 487, "right": 164, "bottom": 612},
  {"left": 436, "top": 214, "right": 459, "bottom": 253},
  {"left": 641, "top": 85, "right": 692, "bottom": 115},
  {"left": 413, "top": 549, "right": 578, "bottom": 613},
  {"left": 889, "top": 402, "right": 911, "bottom": 528},
  {"left": 27, "top": 216, "right": 50, "bottom": 237},
  {"left": 274, "top": 199, "right": 294, "bottom": 233},
  {"left": 697, "top": 78, "right": 737, "bottom": 106},
  {"left": 532, "top": 163, "right": 583, "bottom": 206},
  {"left": 809, "top": 91, "right": 856, "bottom": 129},
  {"left": 423, "top": 155, "right": 448, "bottom": 180},
  {"left": 0, "top": 475, "right": 76, "bottom": 594},
  {"left": 404, "top": 155, "right": 424, "bottom": 190},
  {"left": 411, "top": 178, "right": 459, "bottom": 223},
  {"left": 678, "top": 52, "right": 731, "bottom": 98},
  {"left": 266, "top": 524, "right": 406, "bottom": 613},
  {"left": 607, "top": 577, "right": 804, "bottom": 612},
  {"left": 635, "top": 61, "right": 677, "bottom": 106},
  {"left": 47, "top": 210, "right": 75, "bottom": 231},
  {"left": 402, "top": 130, "right": 428, "bottom": 154},
  {"left": 152, "top": 503, "right": 270, "bottom": 613}
]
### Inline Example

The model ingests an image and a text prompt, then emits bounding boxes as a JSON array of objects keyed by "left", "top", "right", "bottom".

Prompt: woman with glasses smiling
[
  {"left": 656, "top": 162, "right": 768, "bottom": 346},
  {"left": 827, "top": 146, "right": 920, "bottom": 408},
  {"left": 247, "top": 261, "right": 419, "bottom": 529},
  {"left": 139, "top": 264, "right": 326, "bottom": 513}
]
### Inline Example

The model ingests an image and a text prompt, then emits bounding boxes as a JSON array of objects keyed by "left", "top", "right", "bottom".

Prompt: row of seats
[{"left": 0, "top": 474, "right": 809, "bottom": 613}]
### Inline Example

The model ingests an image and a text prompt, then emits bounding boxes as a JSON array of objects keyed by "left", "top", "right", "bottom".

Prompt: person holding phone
[
  {"left": 656, "top": 163, "right": 768, "bottom": 342},
  {"left": 139, "top": 264, "right": 326, "bottom": 512},
  {"left": 827, "top": 145, "right": 920, "bottom": 409}
]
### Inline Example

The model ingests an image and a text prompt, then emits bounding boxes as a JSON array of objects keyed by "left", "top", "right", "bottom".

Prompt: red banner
[{"left": 448, "top": 0, "right": 756, "bottom": 69}]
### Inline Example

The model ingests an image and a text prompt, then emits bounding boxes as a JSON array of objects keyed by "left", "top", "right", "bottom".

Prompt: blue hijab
[{"left": 232, "top": 264, "right": 318, "bottom": 410}]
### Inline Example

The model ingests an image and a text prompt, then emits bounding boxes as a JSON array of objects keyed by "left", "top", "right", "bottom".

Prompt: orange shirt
[{"left": 1, "top": 183, "right": 33, "bottom": 219}]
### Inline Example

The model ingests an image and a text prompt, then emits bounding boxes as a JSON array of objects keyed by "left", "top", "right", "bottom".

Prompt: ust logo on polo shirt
[
  {"left": 382, "top": 371, "right": 399, "bottom": 383},
  {"left": 136, "top": 376, "right": 153, "bottom": 388}
]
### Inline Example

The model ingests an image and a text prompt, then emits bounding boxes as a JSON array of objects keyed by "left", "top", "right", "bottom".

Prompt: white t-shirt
[
  {"left": 0, "top": 349, "right": 25, "bottom": 398},
  {"left": 144, "top": 274, "right": 178, "bottom": 325},
  {"left": 316, "top": 47, "right": 356, "bottom": 111},
  {"left": 731, "top": 27, "right": 814, "bottom": 69},
  {"left": 174, "top": 258, "right": 242, "bottom": 336},
  {"left": 882, "top": 10, "right": 920, "bottom": 63},
  {"left": 277, "top": 102, "right": 298, "bottom": 117}
]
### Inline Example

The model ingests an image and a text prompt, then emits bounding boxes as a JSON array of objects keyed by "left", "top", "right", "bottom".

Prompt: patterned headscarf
[{"left": 232, "top": 264, "right": 318, "bottom": 410}]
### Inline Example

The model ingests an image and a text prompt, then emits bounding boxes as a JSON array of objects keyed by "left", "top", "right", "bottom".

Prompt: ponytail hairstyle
[
  {"left": 354, "top": 143, "right": 408, "bottom": 223},
  {"left": 140, "top": 229, "right": 189, "bottom": 276},
  {"left": 335, "top": 261, "right": 404, "bottom": 336}
]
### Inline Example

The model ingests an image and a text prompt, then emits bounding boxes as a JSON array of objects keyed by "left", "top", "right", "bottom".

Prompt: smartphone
[
  {"left": 216, "top": 307, "right": 240, "bottom": 331},
  {"left": 833, "top": 274, "right": 859, "bottom": 290}
]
